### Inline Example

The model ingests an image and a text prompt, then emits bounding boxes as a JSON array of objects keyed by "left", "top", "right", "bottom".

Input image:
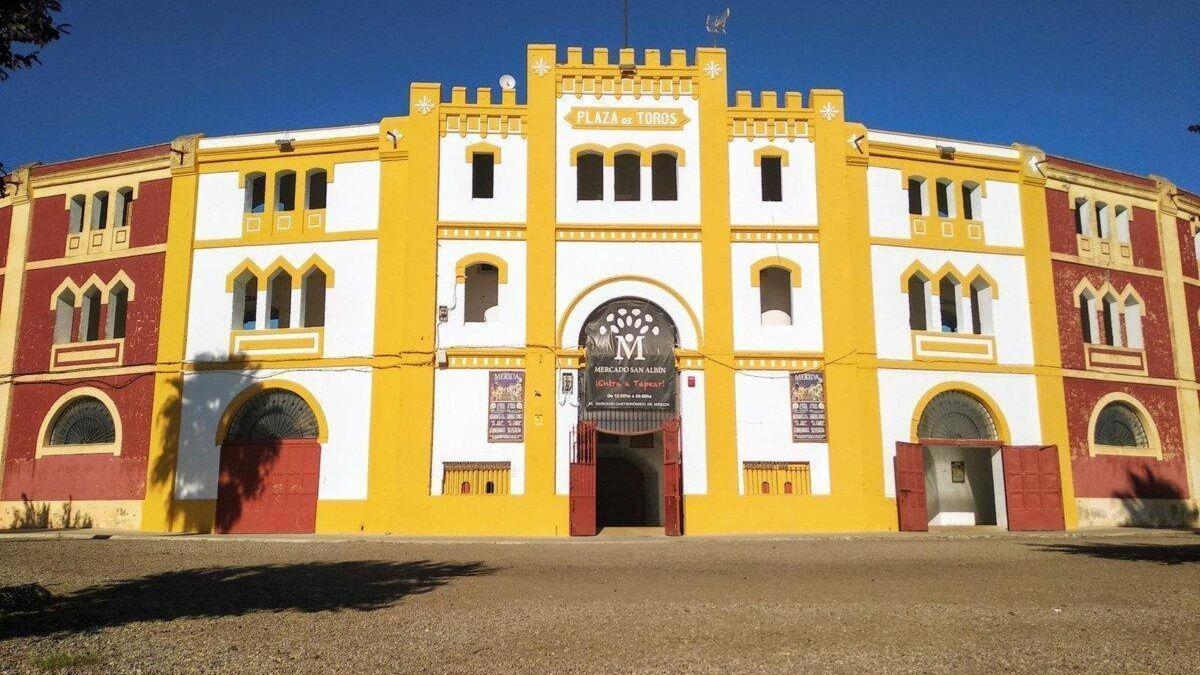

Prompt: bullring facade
[{"left": 1, "top": 44, "right": 1197, "bottom": 535}]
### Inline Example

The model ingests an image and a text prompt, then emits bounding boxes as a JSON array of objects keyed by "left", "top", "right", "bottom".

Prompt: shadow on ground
[
  {"left": 1032, "top": 541, "right": 1200, "bottom": 565},
  {"left": 0, "top": 559, "right": 494, "bottom": 639}
]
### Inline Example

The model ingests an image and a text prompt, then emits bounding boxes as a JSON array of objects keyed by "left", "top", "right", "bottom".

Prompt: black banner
[{"left": 583, "top": 299, "right": 676, "bottom": 412}]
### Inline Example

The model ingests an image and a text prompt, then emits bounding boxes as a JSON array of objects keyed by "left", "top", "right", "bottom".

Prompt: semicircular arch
[{"left": 557, "top": 276, "right": 701, "bottom": 349}]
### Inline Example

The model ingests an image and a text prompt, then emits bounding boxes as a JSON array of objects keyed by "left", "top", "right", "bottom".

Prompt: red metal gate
[
  {"left": 1001, "top": 445, "right": 1066, "bottom": 531},
  {"left": 216, "top": 440, "right": 320, "bottom": 534},
  {"left": 662, "top": 417, "right": 683, "bottom": 537},
  {"left": 569, "top": 420, "right": 598, "bottom": 536},
  {"left": 894, "top": 442, "right": 928, "bottom": 532}
]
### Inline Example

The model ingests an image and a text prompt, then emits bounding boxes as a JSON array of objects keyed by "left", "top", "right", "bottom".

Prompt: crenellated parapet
[
  {"left": 728, "top": 90, "right": 813, "bottom": 141},
  {"left": 555, "top": 47, "right": 701, "bottom": 100},
  {"left": 440, "top": 85, "right": 526, "bottom": 139}
]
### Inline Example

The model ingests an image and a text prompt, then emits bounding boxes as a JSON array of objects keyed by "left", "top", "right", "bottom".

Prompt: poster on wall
[
  {"left": 487, "top": 370, "right": 524, "bottom": 443},
  {"left": 790, "top": 371, "right": 827, "bottom": 442},
  {"left": 582, "top": 299, "right": 677, "bottom": 412}
]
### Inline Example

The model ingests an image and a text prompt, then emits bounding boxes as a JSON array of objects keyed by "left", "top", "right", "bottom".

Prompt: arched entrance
[
  {"left": 570, "top": 297, "right": 684, "bottom": 536},
  {"left": 215, "top": 387, "right": 323, "bottom": 534},
  {"left": 894, "top": 387, "right": 1065, "bottom": 532}
]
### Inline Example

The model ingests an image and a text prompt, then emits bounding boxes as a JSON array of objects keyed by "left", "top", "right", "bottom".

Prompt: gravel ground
[{"left": 0, "top": 530, "right": 1198, "bottom": 673}]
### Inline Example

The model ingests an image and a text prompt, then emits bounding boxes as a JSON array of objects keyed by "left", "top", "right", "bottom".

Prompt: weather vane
[{"left": 705, "top": 7, "right": 731, "bottom": 46}]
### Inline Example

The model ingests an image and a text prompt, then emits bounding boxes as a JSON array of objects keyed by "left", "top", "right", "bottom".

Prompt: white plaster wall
[
  {"left": 866, "top": 130, "right": 1020, "bottom": 159},
  {"left": 439, "top": 134, "right": 527, "bottom": 223},
  {"left": 870, "top": 245, "right": 1034, "bottom": 365},
  {"left": 556, "top": 241, "right": 703, "bottom": 348},
  {"left": 556, "top": 95, "right": 700, "bottom": 224},
  {"left": 174, "top": 367, "right": 373, "bottom": 500},
  {"left": 185, "top": 239, "right": 377, "bottom": 361},
  {"left": 436, "top": 240, "right": 526, "bottom": 348},
  {"left": 734, "top": 372, "right": 831, "bottom": 495},
  {"left": 553, "top": 369, "right": 707, "bottom": 495},
  {"left": 731, "top": 242, "right": 823, "bottom": 351},
  {"left": 728, "top": 138, "right": 818, "bottom": 225},
  {"left": 431, "top": 369, "right": 526, "bottom": 495},
  {"left": 981, "top": 180, "right": 1023, "bottom": 248},
  {"left": 877, "top": 369, "right": 1042, "bottom": 496},
  {"left": 867, "top": 166, "right": 910, "bottom": 239},
  {"left": 195, "top": 172, "right": 243, "bottom": 241},
  {"left": 198, "top": 124, "right": 379, "bottom": 150},
  {"left": 326, "top": 161, "right": 380, "bottom": 233}
]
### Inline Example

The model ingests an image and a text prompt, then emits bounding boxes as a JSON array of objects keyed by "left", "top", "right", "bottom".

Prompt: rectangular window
[
  {"left": 472, "top": 153, "right": 494, "bottom": 199},
  {"left": 760, "top": 156, "right": 783, "bottom": 202}
]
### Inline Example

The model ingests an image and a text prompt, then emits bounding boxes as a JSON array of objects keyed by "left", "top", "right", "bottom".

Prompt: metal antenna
[
  {"left": 705, "top": 7, "right": 731, "bottom": 47},
  {"left": 623, "top": 0, "right": 630, "bottom": 49}
]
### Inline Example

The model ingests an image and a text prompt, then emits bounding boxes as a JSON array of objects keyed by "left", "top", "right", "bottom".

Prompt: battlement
[
  {"left": 446, "top": 85, "right": 519, "bottom": 108},
  {"left": 560, "top": 46, "right": 695, "bottom": 69},
  {"left": 732, "top": 90, "right": 806, "bottom": 111}
]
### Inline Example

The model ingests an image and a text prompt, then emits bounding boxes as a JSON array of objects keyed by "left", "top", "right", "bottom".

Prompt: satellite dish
[{"left": 499, "top": 74, "right": 516, "bottom": 91}]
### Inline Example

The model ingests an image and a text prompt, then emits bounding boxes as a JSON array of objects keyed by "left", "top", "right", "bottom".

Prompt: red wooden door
[
  {"left": 216, "top": 440, "right": 320, "bottom": 534},
  {"left": 662, "top": 417, "right": 683, "bottom": 537},
  {"left": 894, "top": 442, "right": 928, "bottom": 532},
  {"left": 1001, "top": 445, "right": 1066, "bottom": 531},
  {"left": 569, "top": 421, "right": 598, "bottom": 536}
]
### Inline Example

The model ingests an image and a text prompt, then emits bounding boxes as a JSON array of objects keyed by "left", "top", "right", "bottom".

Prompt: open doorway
[
  {"left": 596, "top": 431, "right": 663, "bottom": 529},
  {"left": 922, "top": 445, "right": 1006, "bottom": 527}
]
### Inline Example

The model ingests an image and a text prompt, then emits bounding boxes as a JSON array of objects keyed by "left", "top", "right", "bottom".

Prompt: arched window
[
  {"left": 114, "top": 187, "right": 134, "bottom": 229},
  {"left": 1102, "top": 292, "right": 1121, "bottom": 346},
  {"left": 231, "top": 270, "right": 258, "bottom": 330},
  {"left": 46, "top": 396, "right": 116, "bottom": 446},
  {"left": 79, "top": 287, "right": 102, "bottom": 342},
  {"left": 961, "top": 181, "right": 982, "bottom": 220},
  {"left": 935, "top": 178, "right": 955, "bottom": 218},
  {"left": 266, "top": 269, "right": 292, "bottom": 329},
  {"left": 651, "top": 152, "right": 677, "bottom": 201},
  {"left": 91, "top": 191, "right": 110, "bottom": 230},
  {"left": 300, "top": 267, "right": 326, "bottom": 328},
  {"left": 305, "top": 169, "right": 327, "bottom": 210},
  {"left": 938, "top": 275, "right": 961, "bottom": 333},
  {"left": 1079, "top": 289, "right": 1098, "bottom": 344},
  {"left": 1095, "top": 202, "right": 1110, "bottom": 238},
  {"left": 761, "top": 481, "right": 771, "bottom": 494},
  {"left": 969, "top": 277, "right": 993, "bottom": 335},
  {"left": 275, "top": 171, "right": 296, "bottom": 212},
  {"left": 1074, "top": 198, "right": 1092, "bottom": 235},
  {"left": 1093, "top": 401, "right": 1149, "bottom": 448},
  {"left": 226, "top": 389, "right": 320, "bottom": 442},
  {"left": 576, "top": 152, "right": 603, "bottom": 201},
  {"left": 783, "top": 481, "right": 793, "bottom": 494},
  {"left": 244, "top": 172, "right": 266, "bottom": 214},
  {"left": 485, "top": 481, "right": 496, "bottom": 494},
  {"left": 1123, "top": 295, "right": 1143, "bottom": 349},
  {"left": 54, "top": 288, "right": 75, "bottom": 344},
  {"left": 758, "top": 266, "right": 793, "bottom": 326},
  {"left": 907, "top": 177, "right": 927, "bottom": 216},
  {"left": 464, "top": 262, "right": 500, "bottom": 323},
  {"left": 1114, "top": 206, "right": 1131, "bottom": 244},
  {"left": 461, "top": 481, "right": 472, "bottom": 494},
  {"left": 613, "top": 152, "right": 640, "bottom": 201},
  {"left": 471, "top": 152, "right": 495, "bottom": 199},
  {"left": 68, "top": 195, "right": 86, "bottom": 234},
  {"left": 106, "top": 283, "right": 129, "bottom": 339},
  {"left": 917, "top": 390, "right": 998, "bottom": 441},
  {"left": 907, "top": 272, "right": 930, "bottom": 331}
]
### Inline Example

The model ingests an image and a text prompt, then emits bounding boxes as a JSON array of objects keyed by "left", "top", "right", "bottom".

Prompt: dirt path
[{"left": 1, "top": 532, "right": 1198, "bottom": 673}]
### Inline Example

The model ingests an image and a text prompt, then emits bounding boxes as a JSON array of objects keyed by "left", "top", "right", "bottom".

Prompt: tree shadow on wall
[
  {"left": 1108, "top": 466, "right": 1200, "bottom": 528},
  {"left": 0, "top": 559, "right": 494, "bottom": 639},
  {"left": 6, "top": 496, "right": 94, "bottom": 530},
  {"left": 147, "top": 354, "right": 263, "bottom": 534}
]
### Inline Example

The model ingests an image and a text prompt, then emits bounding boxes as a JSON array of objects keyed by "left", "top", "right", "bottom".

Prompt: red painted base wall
[
  {"left": 2, "top": 376, "right": 152, "bottom": 502},
  {"left": 1064, "top": 378, "right": 1189, "bottom": 500}
]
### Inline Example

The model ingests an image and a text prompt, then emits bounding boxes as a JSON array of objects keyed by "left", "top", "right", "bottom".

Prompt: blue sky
[{"left": 1, "top": 1, "right": 1197, "bottom": 189}]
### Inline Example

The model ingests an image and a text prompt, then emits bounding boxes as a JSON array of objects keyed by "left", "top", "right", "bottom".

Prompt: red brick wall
[
  {"left": 1052, "top": 261, "right": 1175, "bottom": 378},
  {"left": 26, "top": 177, "right": 172, "bottom": 263},
  {"left": 1064, "top": 378, "right": 1189, "bottom": 499},
  {"left": 15, "top": 253, "right": 165, "bottom": 375},
  {"left": 27, "top": 194, "right": 68, "bottom": 262},
  {"left": 1187, "top": 284, "right": 1200, "bottom": 383},
  {"left": 0, "top": 204, "right": 11, "bottom": 268},
  {"left": 1130, "top": 206, "right": 1161, "bottom": 271},
  {"left": 1045, "top": 188, "right": 1079, "bottom": 256},
  {"left": 1, "top": 376, "right": 152, "bottom": 501},
  {"left": 1178, "top": 216, "right": 1198, "bottom": 280},
  {"left": 128, "top": 178, "right": 171, "bottom": 249}
]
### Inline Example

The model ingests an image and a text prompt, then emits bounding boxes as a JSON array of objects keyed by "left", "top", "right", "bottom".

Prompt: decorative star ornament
[
  {"left": 531, "top": 58, "right": 551, "bottom": 77},
  {"left": 703, "top": 60, "right": 723, "bottom": 79},
  {"left": 415, "top": 97, "right": 434, "bottom": 115},
  {"left": 819, "top": 102, "right": 839, "bottom": 121}
]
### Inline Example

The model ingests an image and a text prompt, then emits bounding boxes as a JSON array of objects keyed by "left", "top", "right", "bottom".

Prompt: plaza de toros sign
[{"left": 565, "top": 106, "right": 690, "bottom": 130}]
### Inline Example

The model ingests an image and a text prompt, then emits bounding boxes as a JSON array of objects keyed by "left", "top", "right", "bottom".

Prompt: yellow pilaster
[
  {"left": 0, "top": 166, "right": 35, "bottom": 494},
  {"left": 523, "top": 44, "right": 560, "bottom": 507},
  {"left": 694, "top": 48, "right": 738, "bottom": 503},
  {"left": 141, "top": 135, "right": 210, "bottom": 531},
  {"left": 1015, "top": 145, "right": 1077, "bottom": 528}
]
